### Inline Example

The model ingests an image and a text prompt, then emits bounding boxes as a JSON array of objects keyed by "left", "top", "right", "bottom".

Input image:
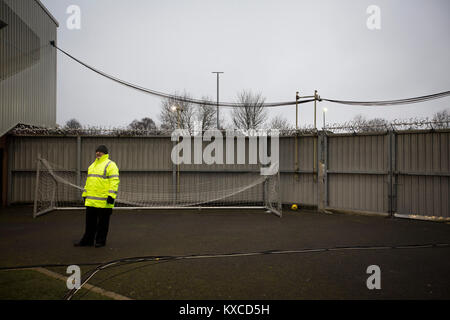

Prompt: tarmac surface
[{"left": 0, "top": 206, "right": 449, "bottom": 299}]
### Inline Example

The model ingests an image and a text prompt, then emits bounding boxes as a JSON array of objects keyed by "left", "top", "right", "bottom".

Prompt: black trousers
[{"left": 81, "top": 206, "right": 113, "bottom": 245}]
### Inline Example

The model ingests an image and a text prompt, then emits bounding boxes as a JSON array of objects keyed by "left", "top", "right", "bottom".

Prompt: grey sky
[{"left": 40, "top": 0, "right": 450, "bottom": 129}]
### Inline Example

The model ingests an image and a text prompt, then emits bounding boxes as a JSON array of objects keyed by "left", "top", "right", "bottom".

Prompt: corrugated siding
[
  {"left": 397, "top": 132, "right": 449, "bottom": 173},
  {"left": 179, "top": 172, "right": 264, "bottom": 204},
  {"left": 328, "top": 134, "right": 387, "bottom": 172},
  {"left": 280, "top": 173, "right": 316, "bottom": 205},
  {"left": 327, "top": 134, "right": 388, "bottom": 212},
  {"left": 115, "top": 172, "right": 173, "bottom": 203},
  {"left": 10, "top": 136, "right": 77, "bottom": 170},
  {"left": 0, "top": 0, "right": 57, "bottom": 137},
  {"left": 81, "top": 137, "right": 173, "bottom": 171},
  {"left": 279, "top": 136, "right": 316, "bottom": 171},
  {"left": 8, "top": 132, "right": 450, "bottom": 219},
  {"left": 396, "top": 132, "right": 450, "bottom": 218},
  {"left": 11, "top": 171, "right": 35, "bottom": 203},
  {"left": 180, "top": 137, "right": 261, "bottom": 172},
  {"left": 397, "top": 176, "right": 449, "bottom": 218},
  {"left": 328, "top": 174, "right": 388, "bottom": 212}
]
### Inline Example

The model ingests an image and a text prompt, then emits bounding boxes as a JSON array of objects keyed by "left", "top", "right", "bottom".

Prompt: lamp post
[
  {"left": 295, "top": 92, "right": 300, "bottom": 179},
  {"left": 171, "top": 105, "right": 182, "bottom": 129},
  {"left": 212, "top": 72, "right": 224, "bottom": 129},
  {"left": 171, "top": 105, "right": 183, "bottom": 195},
  {"left": 323, "top": 107, "right": 328, "bottom": 129},
  {"left": 295, "top": 91, "right": 300, "bottom": 130},
  {"left": 314, "top": 90, "right": 318, "bottom": 129}
]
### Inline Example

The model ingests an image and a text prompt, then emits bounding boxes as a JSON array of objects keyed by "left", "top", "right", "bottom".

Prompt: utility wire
[
  {"left": 321, "top": 91, "right": 450, "bottom": 106},
  {"left": 0, "top": 242, "right": 448, "bottom": 299},
  {"left": 62, "top": 242, "right": 449, "bottom": 300},
  {"left": 75, "top": 260, "right": 171, "bottom": 301},
  {"left": 50, "top": 42, "right": 450, "bottom": 108},
  {"left": 1, "top": 242, "right": 447, "bottom": 273},
  {"left": 0, "top": 262, "right": 102, "bottom": 271},
  {"left": 50, "top": 42, "right": 314, "bottom": 108}
]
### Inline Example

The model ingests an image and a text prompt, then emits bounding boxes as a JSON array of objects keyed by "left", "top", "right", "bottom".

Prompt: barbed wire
[
  {"left": 10, "top": 124, "right": 319, "bottom": 136},
  {"left": 10, "top": 118, "right": 449, "bottom": 137},
  {"left": 324, "top": 118, "right": 450, "bottom": 133},
  {"left": 10, "top": 124, "right": 168, "bottom": 136}
]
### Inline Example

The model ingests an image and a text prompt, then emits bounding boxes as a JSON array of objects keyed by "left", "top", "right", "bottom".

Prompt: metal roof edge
[
  {"left": 0, "top": 122, "right": 22, "bottom": 138},
  {"left": 33, "top": 0, "right": 59, "bottom": 27}
]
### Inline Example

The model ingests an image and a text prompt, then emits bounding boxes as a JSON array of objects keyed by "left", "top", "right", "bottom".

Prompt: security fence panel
[
  {"left": 396, "top": 131, "right": 450, "bottom": 219},
  {"left": 326, "top": 134, "right": 389, "bottom": 214},
  {"left": 6, "top": 130, "right": 449, "bottom": 221}
]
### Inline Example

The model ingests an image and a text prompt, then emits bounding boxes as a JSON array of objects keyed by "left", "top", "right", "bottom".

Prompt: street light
[
  {"left": 314, "top": 90, "right": 318, "bottom": 129},
  {"left": 171, "top": 105, "right": 183, "bottom": 129},
  {"left": 323, "top": 107, "right": 328, "bottom": 129},
  {"left": 212, "top": 72, "right": 224, "bottom": 129},
  {"left": 171, "top": 104, "right": 183, "bottom": 195},
  {"left": 295, "top": 92, "right": 300, "bottom": 130}
]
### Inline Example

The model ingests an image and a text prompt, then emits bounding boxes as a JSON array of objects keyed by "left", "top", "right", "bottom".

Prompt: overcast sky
[{"left": 41, "top": 0, "right": 450, "bottom": 129}]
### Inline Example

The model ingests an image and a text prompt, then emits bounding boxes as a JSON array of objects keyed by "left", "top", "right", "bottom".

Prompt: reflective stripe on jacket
[{"left": 82, "top": 154, "right": 120, "bottom": 208}]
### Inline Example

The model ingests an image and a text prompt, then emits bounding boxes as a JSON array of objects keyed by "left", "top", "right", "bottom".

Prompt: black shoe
[
  {"left": 95, "top": 242, "right": 106, "bottom": 248},
  {"left": 74, "top": 240, "right": 94, "bottom": 247}
]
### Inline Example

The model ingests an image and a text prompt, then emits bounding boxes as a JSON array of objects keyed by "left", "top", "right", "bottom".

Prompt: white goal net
[{"left": 33, "top": 158, "right": 282, "bottom": 218}]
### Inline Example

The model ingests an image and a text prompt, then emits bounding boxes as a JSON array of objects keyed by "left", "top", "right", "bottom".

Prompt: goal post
[{"left": 33, "top": 157, "right": 282, "bottom": 218}]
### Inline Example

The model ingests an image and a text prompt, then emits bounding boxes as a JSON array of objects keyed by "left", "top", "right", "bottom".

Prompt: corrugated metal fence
[{"left": 6, "top": 130, "right": 450, "bottom": 220}]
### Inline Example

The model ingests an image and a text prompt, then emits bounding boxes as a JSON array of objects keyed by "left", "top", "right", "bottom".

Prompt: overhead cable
[
  {"left": 50, "top": 42, "right": 450, "bottom": 108},
  {"left": 50, "top": 42, "right": 314, "bottom": 108},
  {"left": 321, "top": 91, "right": 450, "bottom": 106}
]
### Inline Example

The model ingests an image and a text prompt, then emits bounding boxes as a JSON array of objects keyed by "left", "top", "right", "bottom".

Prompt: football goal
[{"left": 33, "top": 157, "right": 282, "bottom": 218}]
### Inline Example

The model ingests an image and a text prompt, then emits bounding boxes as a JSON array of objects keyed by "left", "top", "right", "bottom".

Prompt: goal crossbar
[{"left": 33, "top": 157, "right": 282, "bottom": 218}]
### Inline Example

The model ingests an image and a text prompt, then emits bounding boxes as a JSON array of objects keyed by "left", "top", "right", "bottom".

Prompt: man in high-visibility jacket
[{"left": 75, "top": 145, "right": 120, "bottom": 248}]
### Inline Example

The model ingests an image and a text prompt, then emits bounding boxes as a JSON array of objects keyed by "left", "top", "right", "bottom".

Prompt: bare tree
[
  {"left": 432, "top": 109, "right": 450, "bottom": 129},
  {"left": 365, "top": 118, "right": 389, "bottom": 131},
  {"left": 159, "top": 92, "right": 196, "bottom": 133},
  {"left": 350, "top": 115, "right": 388, "bottom": 132},
  {"left": 64, "top": 119, "right": 82, "bottom": 130},
  {"left": 128, "top": 117, "right": 157, "bottom": 131},
  {"left": 231, "top": 90, "right": 268, "bottom": 130},
  {"left": 197, "top": 96, "right": 217, "bottom": 132},
  {"left": 352, "top": 114, "right": 367, "bottom": 128},
  {"left": 269, "top": 115, "right": 294, "bottom": 130}
]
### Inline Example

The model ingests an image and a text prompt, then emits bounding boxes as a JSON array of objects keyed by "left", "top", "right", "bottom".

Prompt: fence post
[
  {"left": 172, "top": 140, "right": 177, "bottom": 205},
  {"left": 33, "top": 155, "right": 41, "bottom": 217},
  {"left": 7, "top": 136, "right": 13, "bottom": 206},
  {"left": 76, "top": 136, "right": 81, "bottom": 188},
  {"left": 324, "top": 133, "right": 328, "bottom": 208},
  {"left": 317, "top": 131, "right": 326, "bottom": 212},
  {"left": 388, "top": 130, "right": 397, "bottom": 217},
  {"left": 1, "top": 136, "right": 9, "bottom": 207},
  {"left": 391, "top": 130, "right": 397, "bottom": 216}
]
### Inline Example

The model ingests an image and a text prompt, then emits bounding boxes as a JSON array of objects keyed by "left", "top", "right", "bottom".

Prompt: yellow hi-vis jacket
[{"left": 82, "top": 154, "right": 120, "bottom": 208}]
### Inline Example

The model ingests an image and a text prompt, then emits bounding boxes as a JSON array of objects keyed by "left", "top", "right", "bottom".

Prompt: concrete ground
[{"left": 0, "top": 206, "right": 449, "bottom": 300}]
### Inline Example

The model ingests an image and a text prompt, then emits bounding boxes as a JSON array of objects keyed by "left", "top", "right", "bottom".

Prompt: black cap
[{"left": 96, "top": 145, "right": 109, "bottom": 154}]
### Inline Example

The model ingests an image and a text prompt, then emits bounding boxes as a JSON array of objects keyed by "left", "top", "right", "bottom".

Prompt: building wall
[{"left": 0, "top": 0, "right": 58, "bottom": 137}]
